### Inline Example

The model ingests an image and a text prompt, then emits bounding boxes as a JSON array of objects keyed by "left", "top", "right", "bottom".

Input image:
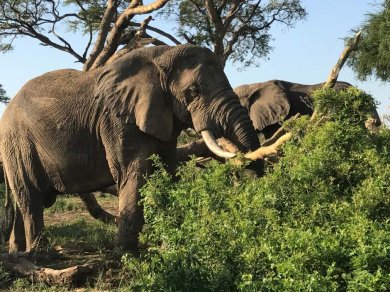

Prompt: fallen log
[{"left": 0, "top": 253, "right": 97, "bottom": 286}]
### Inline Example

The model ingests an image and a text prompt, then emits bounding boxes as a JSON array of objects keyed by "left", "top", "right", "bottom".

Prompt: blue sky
[{"left": 0, "top": 0, "right": 389, "bottom": 117}]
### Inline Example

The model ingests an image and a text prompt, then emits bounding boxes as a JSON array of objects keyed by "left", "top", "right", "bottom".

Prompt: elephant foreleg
[{"left": 116, "top": 156, "right": 152, "bottom": 255}]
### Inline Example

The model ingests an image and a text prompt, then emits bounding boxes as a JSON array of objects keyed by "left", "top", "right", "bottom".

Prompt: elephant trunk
[
  {"left": 212, "top": 95, "right": 260, "bottom": 152},
  {"left": 190, "top": 87, "right": 260, "bottom": 158}
]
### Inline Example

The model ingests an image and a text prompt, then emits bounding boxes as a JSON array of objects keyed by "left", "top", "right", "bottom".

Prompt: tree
[
  {"left": 0, "top": 0, "right": 175, "bottom": 71},
  {"left": 158, "top": 0, "right": 307, "bottom": 67},
  {"left": 348, "top": 0, "right": 390, "bottom": 81},
  {"left": 0, "top": 84, "right": 9, "bottom": 103}
]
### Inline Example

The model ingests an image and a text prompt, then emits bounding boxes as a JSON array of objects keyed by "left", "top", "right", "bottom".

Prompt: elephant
[
  {"left": 235, "top": 80, "right": 357, "bottom": 138},
  {"left": 0, "top": 44, "right": 261, "bottom": 255}
]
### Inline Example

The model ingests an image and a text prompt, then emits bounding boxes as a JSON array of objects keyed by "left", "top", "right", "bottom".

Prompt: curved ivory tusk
[{"left": 201, "top": 130, "right": 237, "bottom": 158}]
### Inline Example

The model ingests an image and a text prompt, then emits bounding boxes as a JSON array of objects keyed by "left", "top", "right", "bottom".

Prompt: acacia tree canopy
[
  {"left": 0, "top": 0, "right": 172, "bottom": 71},
  {"left": 0, "top": 0, "right": 307, "bottom": 70},
  {"left": 0, "top": 84, "right": 9, "bottom": 103},
  {"left": 158, "top": 0, "right": 307, "bottom": 67},
  {"left": 348, "top": 0, "right": 390, "bottom": 81}
]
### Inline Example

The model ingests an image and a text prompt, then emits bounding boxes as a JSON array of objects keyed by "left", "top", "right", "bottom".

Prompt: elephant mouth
[{"left": 201, "top": 129, "right": 291, "bottom": 161}]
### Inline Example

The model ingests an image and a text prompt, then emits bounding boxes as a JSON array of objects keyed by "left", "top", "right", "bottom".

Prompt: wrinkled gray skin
[
  {"left": 0, "top": 45, "right": 260, "bottom": 254},
  {"left": 234, "top": 80, "right": 364, "bottom": 138}
]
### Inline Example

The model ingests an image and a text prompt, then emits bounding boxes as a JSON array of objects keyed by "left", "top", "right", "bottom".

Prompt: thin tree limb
[
  {"left": 324, "top": 30, "right": 362, "bottom": 89},
  {"left": 129, "top": 21, "right": 182, "bottom": 44},
  {"left": 310, "top": 30, "right": 362, "bottom": 121},
  {"left": 106, "top": 16, "right": 165, "bottom": 65},
  {"left": 90, "top": 0, "right": 169, "bottom": 70},
  {"left": 83, "top": 0, "right": 117, "bottom": 71}
]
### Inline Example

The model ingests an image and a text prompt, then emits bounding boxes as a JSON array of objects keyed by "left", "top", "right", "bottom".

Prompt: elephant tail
[{"left": 0, "top": 163, "right": 13, "bottom": 244}]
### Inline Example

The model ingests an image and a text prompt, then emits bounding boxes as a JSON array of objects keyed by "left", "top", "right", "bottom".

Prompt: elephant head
[{"left": 95, "top": 45, "right": 260, "bottom": 156}]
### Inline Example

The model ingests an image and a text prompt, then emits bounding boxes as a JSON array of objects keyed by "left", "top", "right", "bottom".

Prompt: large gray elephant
[{"left": 0, "top": 44, "right": 260, "bottom": 254}]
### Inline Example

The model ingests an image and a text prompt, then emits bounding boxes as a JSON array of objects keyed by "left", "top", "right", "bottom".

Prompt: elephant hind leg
[
  {"left": 7, "top": 177, "right": 48, "bottom": 253},
  {"left": 9, "top": 205, "right": 26, "bottom": 253},
  {"left": 2, "top": 143, "right": 50, "bottom": 253}
]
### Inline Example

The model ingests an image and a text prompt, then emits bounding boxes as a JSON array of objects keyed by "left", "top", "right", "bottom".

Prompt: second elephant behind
[{"left": 234, "top": 80, "right": 374, "bottom": 138}]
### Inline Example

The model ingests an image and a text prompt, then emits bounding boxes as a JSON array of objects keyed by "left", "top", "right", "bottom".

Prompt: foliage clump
[
  {"left": 121, "top": 88, "right": 390, "bottom": 291},
  {"left": 0, "top": 84, "right": 9, "bottom": 104},
  {"left": 158, "top": 0, "right": 306, "bottom": 67},
  {"left": 348, "top": 0, "right": 390, "bottom": 81}
]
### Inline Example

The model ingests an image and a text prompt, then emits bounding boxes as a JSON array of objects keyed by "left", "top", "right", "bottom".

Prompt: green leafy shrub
[{"left": 119, "top": 88, "right": 390, "bottom": 291}]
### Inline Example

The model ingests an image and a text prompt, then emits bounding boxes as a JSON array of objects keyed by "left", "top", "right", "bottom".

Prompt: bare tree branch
[
  {"left": 83, "top": 0, "right": 117, "bottom": 71},
  {"left": 129, "top": 21, "right": 182, "bottom": 45},
  {"left": 310, "top": 30, "right": 362, "bottom": 121},
  {"left": 0, "top": 0, "right": 87, "bottom": 63},
  {"left": 324, "top": 30, "right": 362, "bottom": 88},
  {"left": 204, "top": 0, "right": 225, "bottom": 64},
  {"left": 106, "top": 16, "right": 167, "bottom": 65},
  {"left": 90, "top": 0, "right": 169, "bottom": 70}
]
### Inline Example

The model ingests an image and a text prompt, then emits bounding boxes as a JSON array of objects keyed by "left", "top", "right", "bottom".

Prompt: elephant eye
[{"left": 187, "top": 84, "right": 200, "bottom": 99}]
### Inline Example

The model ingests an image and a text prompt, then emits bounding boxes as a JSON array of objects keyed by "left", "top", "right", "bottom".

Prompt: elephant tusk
[{"left": 201, "top": 130, "right": 237, "bottom": 159}]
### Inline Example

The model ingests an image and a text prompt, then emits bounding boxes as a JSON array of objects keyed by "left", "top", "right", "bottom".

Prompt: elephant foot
[
  {"left": 9, "top": 241, "right": 26, "bottom": 254},
  {"left": 27, "top": 247, "right": 63, "bottom": 264},
  {"left": 26, "top": 236, "right": 62, "bottom": 263},
  {"left": 116, "top": 238, "right": 140, "bottom": 258}
]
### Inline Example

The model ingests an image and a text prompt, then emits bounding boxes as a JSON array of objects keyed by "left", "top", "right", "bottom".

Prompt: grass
[{"left": 0, "top": 192, "right": 120, "bottom": 291}]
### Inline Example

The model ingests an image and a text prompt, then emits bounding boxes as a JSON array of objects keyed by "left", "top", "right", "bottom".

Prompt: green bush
[{"left": 119, "top": 88, "right": 390, "bottom": 291}]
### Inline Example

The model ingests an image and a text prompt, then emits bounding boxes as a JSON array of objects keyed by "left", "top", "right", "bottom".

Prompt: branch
[
  {"left": 217, "top": 0, "right": 229, "bottom": 14},
  {"left": 310, "top": 30, "right": 362, "bottom": 121},
  {"left": 244, "top": 132, "right": 292, "bottom": 161},
  {"left": 205, "top": 0, "right": 225, "bottom": 65},
  {"left": 90, "top": 0, "right": 169, "bottom": 70},
  {"left": 1, "top": 1, "right": 86, "bottom": 63},
  {"left": 223, "top": 0, "right": 244, "bottom": 28},
  {"left": 106, "top": 16, "right": 167, "bottom": 65},
  {"left": 324, "top": 30, "right": 362, "bottom": 89},
  {"left": 83, "top": 0, "right": 117, "bottom": 71},
  {"left": 189, "top": 0, "right": 207, "bottom": 15},
  {"left": 73, "top": 0, "right": 93, "bottom": 61},
  {"left": 223, "top": 1, "right": 261, "bottom": 62},
  {"left": 135, "top": 15, "right": 153, "bottom": 37},
  {"left": 183, "top": 33, "right": 196, "bottom": 44},
  {"left": 129, "top": 21, "right": 182, "bottom": 45}
]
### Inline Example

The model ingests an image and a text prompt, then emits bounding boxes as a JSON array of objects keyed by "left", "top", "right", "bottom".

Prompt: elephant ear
[
  {"left": 94, "top": 53, "right": 173, "bottom": 142},
  {"left": 249, "top": 81, "right": 291, "bottom": 131}
]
